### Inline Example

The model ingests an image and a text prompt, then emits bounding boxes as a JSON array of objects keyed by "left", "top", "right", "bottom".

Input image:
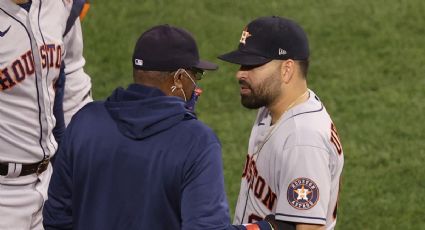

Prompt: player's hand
[{"left": 264, "top": 215, "right": 296, "bottom": 230}]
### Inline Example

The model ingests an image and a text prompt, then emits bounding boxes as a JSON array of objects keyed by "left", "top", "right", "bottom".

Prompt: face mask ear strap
[
  {"left": 174, "top": 68, "right": 198, "bottom": 86},
  {"left": 173, "top": 68, "right": 183, "bottom": 81},
  {"left": 182, "top": 70, "right": 197, "bottom": 85},
  {"left": 180, "top": 88, "right": 187, "bottom": 102},
  {"left": 171, "top": 68, "right": 195, "bottom": 102}
]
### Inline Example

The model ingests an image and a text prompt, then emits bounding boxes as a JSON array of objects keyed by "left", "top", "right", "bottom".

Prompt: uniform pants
[{"left": 0, "top": 164, "right": 52, "bottom": 230}]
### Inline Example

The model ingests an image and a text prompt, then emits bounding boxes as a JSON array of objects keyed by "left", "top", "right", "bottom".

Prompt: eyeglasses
[
  {"left": 172, "top": 68, "right": 204, "bottom": 81},
  {"left": 189, "top": 68, "right": 204, "bottom": 81}
]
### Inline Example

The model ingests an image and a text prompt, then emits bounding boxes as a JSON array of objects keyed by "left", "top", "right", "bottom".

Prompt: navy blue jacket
[{"left": 43, "top": 84, "right": 231, "bottom": 230}]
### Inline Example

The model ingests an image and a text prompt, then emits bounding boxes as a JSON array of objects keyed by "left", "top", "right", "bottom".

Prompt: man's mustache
[{"left": 238, "top": 80, "right": 251, "bottom": 88}]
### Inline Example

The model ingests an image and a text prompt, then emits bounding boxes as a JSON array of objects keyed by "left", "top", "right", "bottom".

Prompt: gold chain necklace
[
  {"left": 252, "top": 90, "right": 309, "bottom": 157},
  {"left": 282, "top": 90, "right": 309, "bottom": 117}
]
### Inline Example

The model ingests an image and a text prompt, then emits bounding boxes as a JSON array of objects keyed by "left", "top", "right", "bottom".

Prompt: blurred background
[{"left": 81, "top": 1, "right": 425, "bottom": 229}]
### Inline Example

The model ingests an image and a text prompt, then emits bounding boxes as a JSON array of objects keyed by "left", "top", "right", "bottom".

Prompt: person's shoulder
[
  {"left": 179, "top": 118, "right": 220, "bottom": 143},
  {"left": 181, "top": 118, "right": 216, "bottom": 134},
  {"left": 61, "top": 0, "right": 84, "bottom": 10},
  {"left": 61, "top": 0, "right": 88, "bottom": 36},
  {"left": 291, "top": 108, "right": 332, "bottom": 133},
  {"left": 36, "top": 0, "right": 69, "bottom": 27},
  {"left": 77, "top": 100, "right": 104, "bottom": 112},
  {"left": 68, "top": 101, "right": 106, "bottom": 124},
  {"left": 290, "top": 90, "right": 332, "bottom": 129},
  {"left": 283, "top": 93, "right": 333, "bottom": 149}
]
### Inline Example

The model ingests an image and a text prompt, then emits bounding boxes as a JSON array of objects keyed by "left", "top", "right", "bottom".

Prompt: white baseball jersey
[
  {"left": 0, "top": 0, "right": 92, "bottom": 164},
  {"left": 233, "top": 89, "right": 344, "bottom": 229},
  {"left": 62, "top": 16, "right": 92, "bottom": 126}
]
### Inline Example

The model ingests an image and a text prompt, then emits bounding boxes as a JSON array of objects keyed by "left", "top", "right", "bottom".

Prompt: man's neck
[
  {"left": 13, "top": 0, "right": 29, "bottom": 4},
  {"left": 268, "top": 85, "right": 308, "bottom": 125}
]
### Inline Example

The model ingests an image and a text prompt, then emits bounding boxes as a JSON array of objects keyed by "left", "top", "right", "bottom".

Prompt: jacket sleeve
[
  {"left": 180, "top": 142, "right": 231, "bottom": 230},
  {"left": 43, "top": 129, "right": 73, "bottom": 230}
]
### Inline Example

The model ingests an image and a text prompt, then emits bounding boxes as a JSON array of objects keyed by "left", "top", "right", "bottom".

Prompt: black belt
[{"left": 0, "top": 158, "right": 50, "bottom": 176}]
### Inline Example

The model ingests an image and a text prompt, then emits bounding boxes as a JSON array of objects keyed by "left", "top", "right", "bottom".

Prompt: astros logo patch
[{"left": 287, "top": 177, "right": 319, "bottom": 210}]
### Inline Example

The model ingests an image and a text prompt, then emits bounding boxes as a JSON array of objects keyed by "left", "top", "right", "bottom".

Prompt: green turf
[{"left": 81, "top": 1, "right": 425, "bottom": 229}]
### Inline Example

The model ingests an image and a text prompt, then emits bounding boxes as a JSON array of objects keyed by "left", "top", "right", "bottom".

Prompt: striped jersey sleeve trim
[{"left": 276, "top": 213, "right": 326, "bottom": 221}]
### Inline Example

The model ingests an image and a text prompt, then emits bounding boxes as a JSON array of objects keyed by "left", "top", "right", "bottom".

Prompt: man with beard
[{"left": 218, "top": 16, "right": 345, "bottom": 230}]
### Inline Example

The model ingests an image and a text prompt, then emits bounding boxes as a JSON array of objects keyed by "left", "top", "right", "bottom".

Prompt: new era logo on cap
[{"left": 278, "top": 48, "right": 287, "bottom": 56}]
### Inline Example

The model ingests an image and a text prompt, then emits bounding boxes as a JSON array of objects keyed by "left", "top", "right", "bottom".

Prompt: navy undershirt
[{"left": 18, "top": 0, "right": 32, "bottom": 12}]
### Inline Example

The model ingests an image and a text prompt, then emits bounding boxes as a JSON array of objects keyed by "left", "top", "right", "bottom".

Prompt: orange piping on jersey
[{"left": 79, "top": 3, "right": 90, "bottom": 21}]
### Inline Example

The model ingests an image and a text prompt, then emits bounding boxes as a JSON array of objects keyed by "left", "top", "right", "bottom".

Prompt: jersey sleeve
[
  {"left": 275, "top": 145, "right": 331, "bottom": 225},
  {"left": 62, "top": 18, "right": 93, "bottom": 126},
  {"left": 52, "top": 62, "right": 66, "bottom": 145},
  {"left": 63, "top": 0, "right": 88, "bottom": 36}
]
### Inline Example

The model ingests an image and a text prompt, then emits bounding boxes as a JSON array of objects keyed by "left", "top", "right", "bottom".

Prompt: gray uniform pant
[{"left": 0, "top": 164, "right": 52, "bottom": 230}]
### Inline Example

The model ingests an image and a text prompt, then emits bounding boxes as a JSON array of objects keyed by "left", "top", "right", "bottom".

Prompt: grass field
[{"left": 81, "top": 1, "right": 425, "bottom": 229}]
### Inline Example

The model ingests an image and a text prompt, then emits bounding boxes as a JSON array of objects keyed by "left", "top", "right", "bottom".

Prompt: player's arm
[
  {"left": 296, "top": 224, "right": 325, "bottom": 230},
  {"left": 52, "top": 61, "right": 66, "bottom": 145},
  {"left": 231, "top": 214, "right": 325, "bottom": 230},
  {"left": 230, "top": 221, "right": 275, "bottom": 230},
  {"left": 267, "top": 215, "right": 325, "bottom": 230},
  {"left": 180, "top": 141, "right": 231, "bottom": 229},
  {"left": 275, "top": 144, "right": 332, "bottom": 228},
  {"left": 62, "top": 0, "right": 93, "bottom": 126},
  {"left": 43, "top": 126, "right": 74, "bottom": 229},
  {"left": 230, "top": 214, "right": 294, "bottom": 230}
]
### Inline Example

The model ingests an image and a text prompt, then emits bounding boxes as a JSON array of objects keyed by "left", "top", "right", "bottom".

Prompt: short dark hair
[{"left": 297, "top": 60, "right": 309, "bottom": 79}]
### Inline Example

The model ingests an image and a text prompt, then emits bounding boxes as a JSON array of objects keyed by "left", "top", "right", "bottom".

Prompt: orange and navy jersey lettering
[
  {"left": 242, "top": 154, "right": 277, "bottom": 211},
  {"left": 0, "top": 44, "right": 62, "bottom": 91}
]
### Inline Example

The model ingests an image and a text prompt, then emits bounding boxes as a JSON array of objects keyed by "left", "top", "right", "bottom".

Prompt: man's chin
[{"left": 241, "top": 96, "right": 264, "bottom": 109}]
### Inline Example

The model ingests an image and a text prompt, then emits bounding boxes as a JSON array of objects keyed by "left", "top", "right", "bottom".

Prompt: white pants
[{"left": 0, "top": 164, "right": 52, "bottom": 230}]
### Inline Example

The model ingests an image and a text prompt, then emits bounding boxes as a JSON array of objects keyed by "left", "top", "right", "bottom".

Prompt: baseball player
[
  {"left": 218, "top": 16, "right": 344, "bottom": 230},
  {"left": 0, "top": 0, "right": 92, "bottom": 229}
]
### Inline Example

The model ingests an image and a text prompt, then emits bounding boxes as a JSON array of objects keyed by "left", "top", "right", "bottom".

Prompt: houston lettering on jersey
[
  {"left": 0, "top": 44, "right": 62, "bottom": 91},
  {"left": 242, "top": 154, "right": 277, "bottom": 211}
]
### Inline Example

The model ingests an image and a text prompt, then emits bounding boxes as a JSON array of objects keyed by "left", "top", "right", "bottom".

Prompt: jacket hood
[{"left": 105, "top": 84, "right": 194, "bottom": 140}]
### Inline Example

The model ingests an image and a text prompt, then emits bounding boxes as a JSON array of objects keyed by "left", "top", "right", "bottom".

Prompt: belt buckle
[{"left": 36, "top": 158, "right": 50, "bottom": 175}]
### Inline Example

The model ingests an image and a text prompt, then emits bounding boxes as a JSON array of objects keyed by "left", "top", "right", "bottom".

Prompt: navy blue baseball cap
[
  {"left": 218, "top": 16, "right": 309, "bottom": 66},
  {"left": 133, "top": 24, "right": 218, "bottom": 71}
]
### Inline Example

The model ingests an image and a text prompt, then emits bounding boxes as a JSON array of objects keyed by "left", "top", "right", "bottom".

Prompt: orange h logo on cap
[{"left": 239, "top": 27, "right": 251, "bottom": 45}]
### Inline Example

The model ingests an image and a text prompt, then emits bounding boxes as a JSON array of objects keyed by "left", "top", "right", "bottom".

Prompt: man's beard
[{"left": 239, "top": 73, "right": 282, "bottom": 109}]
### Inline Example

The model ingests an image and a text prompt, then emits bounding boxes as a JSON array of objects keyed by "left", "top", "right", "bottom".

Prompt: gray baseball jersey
[
  {"left": 0, "top": 0, "right": 92, "bottom": 164},
  {"left": 233, "top": 89, "right": 344, "bottom": 229},
  {"left": 62, "top": 16, "right": 92, "bottom": 125}
]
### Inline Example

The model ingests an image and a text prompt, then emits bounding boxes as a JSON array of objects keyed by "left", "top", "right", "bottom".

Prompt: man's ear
[
  {"left": 172, "top": 69, "right": 184, "bottom": 89},
  {"left": 281, "top": 59, "right": 295, "bottom": 84}
]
